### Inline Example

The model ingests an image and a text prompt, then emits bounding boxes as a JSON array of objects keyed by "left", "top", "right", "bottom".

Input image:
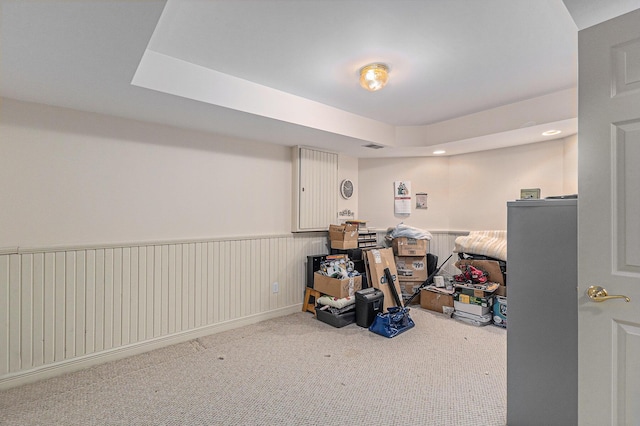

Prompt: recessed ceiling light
[
  {"left": 433, "top": 150, "right": 446, "bottom": 155},
  {"left": 542, "top": 130, "right": 562, "bottom": 136}
]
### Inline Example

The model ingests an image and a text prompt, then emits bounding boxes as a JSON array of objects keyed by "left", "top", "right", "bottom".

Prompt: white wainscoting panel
[
  {"left": 429, "top": 231, "right": 469, "bottom": 275},
  {"left": 0, "top": 233, "right": 329, "bottom": 389},
  {"left": 0, "top": 231, "right": 460, "bottom": 389}
]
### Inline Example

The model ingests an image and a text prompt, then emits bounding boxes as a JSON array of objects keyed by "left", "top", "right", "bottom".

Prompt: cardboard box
[
  {"left": 399, "top": 280, "right": 421, "bottom": 304},
  {"left": 392, "top": 237, "right": 429, "bottom": 256},
  {"left": 495, "top": 284, "right": 507, "bottom": 297},
  {"left": 454, "top": 259, "right": 505, "bottom": 285},
  {"left": 420, "top": 289, "right": 454, "bottom": 313},
  {"left": 394, "top": 255, "right": 428, "bottom": 281},
  {"left": 313, "top": 272, "right": 362, "bottom": 298},
  {"left": 364, "top": 248, "right": 404, "bottom": 312},
  {"left": 455, "top": 282, "right": 500, "bottom": 298},
  {"left": 493, "top": 296, "right": 507, "bottom": 328},
  {"left": 329, "top": 224, "right": 359, "bottom": 249},
  {"left": 454, "top": 293, "right": 494, "bottom": 308},
  {"left": 454, "top": 300, "right": 491, "bottom": 316}
]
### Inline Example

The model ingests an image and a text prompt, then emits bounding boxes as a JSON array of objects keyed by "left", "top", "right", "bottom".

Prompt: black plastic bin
[
  {"left": 355, "top": 287, "right": 384, "bottom": 328},
  {"left": 315, "top": 305, "right": 356, "bottom": 328}
]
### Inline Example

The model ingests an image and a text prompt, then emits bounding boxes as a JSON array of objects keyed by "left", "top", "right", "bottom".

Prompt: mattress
[{"left": 453, "top": 230, "right": 507, "bottom": 261}]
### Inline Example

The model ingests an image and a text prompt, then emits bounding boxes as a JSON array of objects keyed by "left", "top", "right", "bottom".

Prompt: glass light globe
[{"left": 359, "top": 64, "right": 389, "bottom": 91}]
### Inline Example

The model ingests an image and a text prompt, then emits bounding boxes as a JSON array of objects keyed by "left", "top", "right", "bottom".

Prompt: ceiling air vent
[{"left": 363, "top": 143, "right": 384, "bottom": 149}]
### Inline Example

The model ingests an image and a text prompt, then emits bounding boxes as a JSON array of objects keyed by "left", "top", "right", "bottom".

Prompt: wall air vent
[{"left": 363, "top": 143, "right": 384, "bottom": 149}]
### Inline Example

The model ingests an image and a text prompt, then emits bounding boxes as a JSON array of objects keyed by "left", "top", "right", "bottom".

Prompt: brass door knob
[{"left": 587, "top": 285, "right": 630, "bottom": 303}]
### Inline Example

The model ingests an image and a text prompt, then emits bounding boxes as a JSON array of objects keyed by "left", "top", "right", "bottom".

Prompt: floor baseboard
[{"left": 0, "top": 304, "right": 302, "bottom": 391}]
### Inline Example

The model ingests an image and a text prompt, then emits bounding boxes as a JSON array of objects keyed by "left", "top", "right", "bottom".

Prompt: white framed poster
[
  {"left": 416, "top": 192, "right": 428, "bottom": 209},
  {"left": 394, "top": 181, "right": 411, "bottom": 215}
]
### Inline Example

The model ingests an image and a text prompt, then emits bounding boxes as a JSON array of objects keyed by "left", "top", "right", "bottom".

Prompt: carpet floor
[{"left": 0, "top": 307, "right": 507, "bottom": 425}]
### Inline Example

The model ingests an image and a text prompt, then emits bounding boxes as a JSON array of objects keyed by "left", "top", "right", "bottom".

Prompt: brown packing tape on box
[{"left": 364, "top": 247, "right": 404, "bottom": 312}]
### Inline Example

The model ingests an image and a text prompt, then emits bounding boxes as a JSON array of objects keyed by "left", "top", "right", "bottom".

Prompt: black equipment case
[{"left": 355, "top": 287, "right": 384, "bottom": 328}]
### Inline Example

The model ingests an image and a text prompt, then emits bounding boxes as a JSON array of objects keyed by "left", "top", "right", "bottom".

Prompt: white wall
[
  {"left": 0, "top": 96, "right": 577, "bottom": 387},
  {"left": 337, "top": 154, "right": 358, "bottom": 221},
  {"left": 358, "top": 156, "right": 450, "bottom": 232},
  {"left": 358, "top": 136, "right": 578, "bottom": 232},
  {"left": 0, "top": 99, "right": 292, "bottom": 248},
  {"left": 1, "top": 98, "right": 332, "bottom": 389},
  {"left": 448, "top": 139, "right": 570, "bottom": 230}
]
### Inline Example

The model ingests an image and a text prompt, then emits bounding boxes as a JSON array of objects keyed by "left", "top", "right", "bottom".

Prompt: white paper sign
[
  {"left": 394, "top": 181, "right": 411, "bottom": 215},
  {"left": 416, "top": 192, "right": 428, "bottom": 209}
]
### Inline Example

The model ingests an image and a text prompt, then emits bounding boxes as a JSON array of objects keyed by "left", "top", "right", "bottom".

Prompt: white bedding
[
  {"left": 317, "top": 295, "right": 356, "bottom": 309},
  {"left": 453, "top": 230, "right": 507, "bottom": 261}
]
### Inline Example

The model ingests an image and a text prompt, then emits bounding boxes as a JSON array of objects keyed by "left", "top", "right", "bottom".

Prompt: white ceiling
[{"left": 1, "top": 1, "right": 638, "bottom": 158}]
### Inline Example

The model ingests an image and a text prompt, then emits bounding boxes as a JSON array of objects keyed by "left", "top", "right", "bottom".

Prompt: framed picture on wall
[
  {"left": 394, "top": 181, "right": 411, "bottom": 215},
  {"left": 416, "top": 193, "right": 428, "bottom": 209},
  {"left": 520, "top": 188, "right": 541, "bottom": 199}
]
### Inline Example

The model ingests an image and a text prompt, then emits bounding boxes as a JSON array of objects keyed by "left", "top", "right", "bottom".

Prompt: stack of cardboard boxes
[
  {"left": 310, "top": 226, "right": 364, "bottom": 328},
  {"left": 451, "top": 259, "right": 506, "bottom": 327},
  {"left": 419, "top": 257, "right": 507, "bottom": 328},
  {"left": 318, "top": 224, "right": 364, "bottom": 300},
  {"left": 392, "top": 237, "right": 429, "bottom": 305},
  {"left": 323, "top": 226, "right": 508, "bottom": 328}
]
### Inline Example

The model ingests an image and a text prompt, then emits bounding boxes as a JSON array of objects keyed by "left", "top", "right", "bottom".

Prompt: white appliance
[{"left": 506, "top": 198, "right": 578, "bottom": 426}]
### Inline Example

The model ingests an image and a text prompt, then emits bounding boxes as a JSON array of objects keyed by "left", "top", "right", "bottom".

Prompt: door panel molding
[
  {"left": 612, "top": 37, "right": 640, "bottom": 97},
  {"left": 613, "top": 320, "right": 640, "bottom": 424},
  {"left": 613, "top": 119, "right": 640, "bottom": 274}
]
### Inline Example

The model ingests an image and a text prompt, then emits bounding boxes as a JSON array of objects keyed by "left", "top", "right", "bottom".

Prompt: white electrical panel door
[{"left": 293, "top": 147, "right": 338, "bottom": 231}]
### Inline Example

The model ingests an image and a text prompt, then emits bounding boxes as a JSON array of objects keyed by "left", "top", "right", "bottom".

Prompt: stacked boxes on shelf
[
  {"left": 328, "top": 221, "right": 373, "bottom": 281},
  {"left": 311, "top": 253, "right": 363, "bottom": 328},
  {"left": 344, "top": 220, "right": 378, "bottom": 249},
  {"left": 392, "top": 237, "right": 429, "bottom": 305},
  {"left": 357, "top": 228, "right": 378, "bottom": 248},
  {"left": 451, "top": 258, "right": 506, "bottom": 327}
]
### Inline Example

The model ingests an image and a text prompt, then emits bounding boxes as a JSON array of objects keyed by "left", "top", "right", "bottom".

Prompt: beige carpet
[{"left": 0, "top": 307, "right": 507, "bottom": 425}]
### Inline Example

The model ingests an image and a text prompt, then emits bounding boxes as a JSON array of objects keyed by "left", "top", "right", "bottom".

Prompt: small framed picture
[
  {"left": 416, "top": 193, "right": 428, "bottom": 209},
  {"left": 520, "top": 188, "right": 541, "bottom": 199}
]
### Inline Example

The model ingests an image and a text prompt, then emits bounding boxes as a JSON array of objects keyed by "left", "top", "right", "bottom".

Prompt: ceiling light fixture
[
  {"left": 542, "top": 129, "right": 562, "bottom": 136},
  {"left": 433, "top": 150, "right": 446, "bottom": 155},
  {"left": 359, "top": 63, "right": 389, "bottom": 92}
]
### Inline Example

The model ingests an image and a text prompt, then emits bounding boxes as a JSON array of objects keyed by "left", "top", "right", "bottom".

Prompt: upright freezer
[{"left": 506, "top": 198, "right": 577, "bottom": 426}]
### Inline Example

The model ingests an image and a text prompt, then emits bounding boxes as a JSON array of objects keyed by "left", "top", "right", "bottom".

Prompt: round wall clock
[{"left": 340, "top": 179, "right": 354, "bottom": 199}]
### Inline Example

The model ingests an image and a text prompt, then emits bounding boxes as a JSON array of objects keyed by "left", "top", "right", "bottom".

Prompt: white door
[
  {"left": 292, "top": 147, "right": 338, "bottom": 231},
  {"left": 578, "top": 8, "right": 640, "bottom": 425}
]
